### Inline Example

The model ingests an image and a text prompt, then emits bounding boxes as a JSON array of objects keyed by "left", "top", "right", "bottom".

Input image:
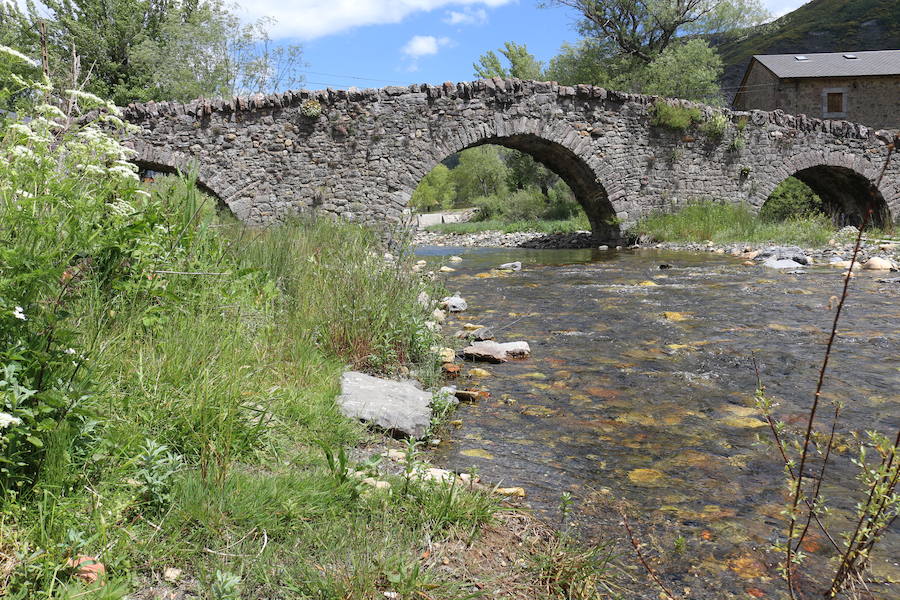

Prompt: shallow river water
[{"left": 417, "top": 246, "right": 899, "bottom": 599}]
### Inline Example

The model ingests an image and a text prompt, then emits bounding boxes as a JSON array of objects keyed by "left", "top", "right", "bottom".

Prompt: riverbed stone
[
  {"left": 463, "top": 340, "right": 531, "bottom": 362},
  {"left": 763, "top": 257, "right": 805, "bottom": 269},
  {"left": 441, "top": 295, "right": 468, "bottom": 312},
  {"left": 862, "top": 256, "right": 895, "bottom": 270},
  {"left": 336, "top": 371, "right": 432, "bottom": 438},
  {"left": 499, "top": 261, "right": 522, "bottom": 271},
  {"left": 758, "top": 246, "right": 811, "bottom": 265}
]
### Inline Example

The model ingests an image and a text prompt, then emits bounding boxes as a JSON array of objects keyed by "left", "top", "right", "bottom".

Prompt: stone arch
[
  {"left": 756, "top": 150, "right": 894, "bottom": 228},
  {"left": 127, "top": 141, "right": 247, "bottom": 219},
  {"left": 408, "top": 118, "right": 623, "bottom": 242}
]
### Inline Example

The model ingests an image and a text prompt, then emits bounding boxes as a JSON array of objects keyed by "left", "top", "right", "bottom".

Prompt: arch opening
[
  {"left": 134, "top": 160, "right": 233, "bottom": 218},
  {"left": 412, "top": 134, "right": 619, "bottom": 243},
  {"left": 763, "top": 166, "right": 890, "bottom": 230}
]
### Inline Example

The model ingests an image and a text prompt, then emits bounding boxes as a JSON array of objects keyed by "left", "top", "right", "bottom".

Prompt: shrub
[
  {"left": 760, "top": 177, "right": 824, "bottom": 222},
  {"left": 700, "top": 113, "right": 728, "bottom": 139},
  {"left": 300, "top": 99, "right": 322, "bottom": 118},
  {"left": 650, "top": 100, "right": 702, "bottom": 131}
]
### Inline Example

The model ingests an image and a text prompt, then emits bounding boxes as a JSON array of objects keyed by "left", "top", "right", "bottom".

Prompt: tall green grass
[
  {"left": 2, "top": 176, "right": 500, "bottom": 599},
  {"left": 633, "top": 201, "right": 835, "bottom": 246}
]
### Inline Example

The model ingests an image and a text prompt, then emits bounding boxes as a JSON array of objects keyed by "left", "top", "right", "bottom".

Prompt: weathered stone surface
[
  {"left": 463, "top": 340, "right": 531, "bottom": 362},
  {"left": 121, "top": 79, "right": 899, "bottom": 241},
  {"left": 336, "top": 371, "right": 432, "bottom": 438},
  {"left": 758, "top": 246, "right": 811, "bottom": 265},
  {"left": 862, "top": 256, "right": 895, "bottom": 270},
  {"left": 441, "top": 295, "right": 468, "bottom": 312},
  {"left": 763, "top": 257, "right": 806, "bottom": 269}
]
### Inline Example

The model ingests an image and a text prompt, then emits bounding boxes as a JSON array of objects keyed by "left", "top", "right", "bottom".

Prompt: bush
[
  {"left": 700, "top": 113, "right": 728, "bottom": 140},
  {"left": 759, "top": 177, "right": 824, "bottom": 222},
  {"left": 650, "top": 100, "right": 702, "bottom": 131}
]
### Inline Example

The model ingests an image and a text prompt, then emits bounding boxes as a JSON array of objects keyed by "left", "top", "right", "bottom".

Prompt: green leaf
[{"left": 26, "top": 435, "right": 43, "bottom": 448}]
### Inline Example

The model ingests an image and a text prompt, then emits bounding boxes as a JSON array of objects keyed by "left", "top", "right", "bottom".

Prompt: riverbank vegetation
[{"left": 0, "top": 45, "right": 619, "bottom": 600}]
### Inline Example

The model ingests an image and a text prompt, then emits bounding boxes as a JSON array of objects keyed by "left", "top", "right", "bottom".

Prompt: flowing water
[{"left": 417, "top": 246, "right": 900, "bottom": 599}]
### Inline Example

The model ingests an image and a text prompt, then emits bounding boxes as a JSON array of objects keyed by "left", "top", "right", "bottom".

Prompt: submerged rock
[
  {"left": 499, "top": 261, "right": 522, "bottom": 271},
  {"left": 336, "top": 371, "right": 432, "bottom": 438}
]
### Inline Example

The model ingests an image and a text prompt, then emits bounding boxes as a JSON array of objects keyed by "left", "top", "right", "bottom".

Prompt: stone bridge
[{"left": 122, "top": 78, "right": 900, "bottom": 242}]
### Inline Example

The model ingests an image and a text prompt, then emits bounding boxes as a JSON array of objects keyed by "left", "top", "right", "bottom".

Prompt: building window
[{"left": 822, "top": 87, "right": 848, "bottom": 118}]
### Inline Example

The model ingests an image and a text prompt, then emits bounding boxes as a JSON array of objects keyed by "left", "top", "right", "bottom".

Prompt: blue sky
[{"left": 233, "top": 0, "right": 810, "bottom": 90}]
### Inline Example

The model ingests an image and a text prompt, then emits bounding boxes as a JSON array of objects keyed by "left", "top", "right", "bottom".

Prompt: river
[{"left": 417, "top": 245, "right": 899, "bottom": 599}]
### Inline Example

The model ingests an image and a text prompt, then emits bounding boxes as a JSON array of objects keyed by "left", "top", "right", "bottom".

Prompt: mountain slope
[{"left": 715, "top": 0, "right": 900, "bottom": 100}]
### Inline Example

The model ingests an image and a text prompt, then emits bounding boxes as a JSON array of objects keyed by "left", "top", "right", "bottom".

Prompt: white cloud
[
  {"left": 233, "top": 0, "right": 515, "bottom": 40},
  {"left": 444, "top": 8, "right": 488, "bottom": 25},
  {"left": 402, "top": 35, "right": 451, "bottom": 58}
]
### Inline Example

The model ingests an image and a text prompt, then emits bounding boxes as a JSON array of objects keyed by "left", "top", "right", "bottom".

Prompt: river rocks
[
  {"left": 448, "top": 255, "right": 463, "bottom": 262},
  {"left": 472, "top": 327, "right": 494, "bottom": 341},
  {"left": 758, "top": 246, "right": 811, "bottom": 265},
  {"left": 763, "top": 256, "right": 806, "bottom": 269},
  {"left": 494, "top": 486, "right": 526, "bottom": 498},
  {"left": 437, "top": 347, "right": 455, "bottom": 363},
  {"left": 469, "top": 367, "right": 491, "bottom": 378},
  {"left": 862, "top": 256, "right": 895, "bottom": 270},
  {"left": 441, "top": 294, "right": 468, "bottom": 312},
  {"left": 499, "top": 261, "right": 522, "bottom": 271},
  {"left": 830, "top": 260, "right": 860, "bottom": 270},
  {"left": 417, "top": 291, "right": 430, "bottom": 308},
  {"left": 431, "top": 309, "right": 446, "bottom": 323},
  {"left": 463, "top": 340, "right": 531, "bottom": 362},
  {"left": 336, "top": 371, "right": 432, "bottom": 438},
  {"left": 439, "top": 265, "right": 455, "bottom": 273}
]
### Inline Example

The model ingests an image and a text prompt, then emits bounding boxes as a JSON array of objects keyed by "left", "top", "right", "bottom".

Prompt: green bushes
[
  {"left": 650, "top": 100, "right": 702, "bottom": 130},
  {"left": 759, "top": 177, "right": 824, "bottom": 222}
]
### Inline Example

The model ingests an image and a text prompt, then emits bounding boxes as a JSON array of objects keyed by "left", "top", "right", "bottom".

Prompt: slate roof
[{"left": 753, "top": 50, "right": 900, "bottom": 78}]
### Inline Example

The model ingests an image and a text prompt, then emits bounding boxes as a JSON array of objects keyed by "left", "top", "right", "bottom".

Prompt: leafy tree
[
  {"left": 503, "top": 149, "right": 558, "bottom": 196},
  {"left": 473, "top": 42, "right": 543, "bottom": 80},
  {"left": 410, "top": 163, "right": 455, "bottom": 212},
  {"left": 452, "top": 146, "right": 509, "bottom": 204},
  {"left": 545, "top": 39, "right": 614, "bottom": 86},
  {"left": 632, "top": 39, "right": 723, "bottom": 102},
  {"left": 15, "top": 0, "right": 303, "bottom": 105},
  {"left": 547, "top": 0, "right": 769, "bottom": 63}
]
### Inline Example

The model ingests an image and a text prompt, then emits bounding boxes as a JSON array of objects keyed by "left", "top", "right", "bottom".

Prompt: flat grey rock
[
  {"left": 758, "top": 246, "right": 810, "bottom": 265},
  {"left": 763, "top": 257, "right": 805, "bottom": 269},
  {"left": 441, "top": 295, "right": 468, "bottom": 312},
  {"left": 336, "top": 371, "right": 432, "bottom": 438},
  {"left": 499, "top": 261, "right": 522, "bottom": 271},
  {"left": 463, "top": 340, "right": 531, "bottom": 363}
]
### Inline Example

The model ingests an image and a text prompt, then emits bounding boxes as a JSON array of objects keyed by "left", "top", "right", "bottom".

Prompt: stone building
[{"left": 732, "top": 50, "right": 900, "bottom": 129}]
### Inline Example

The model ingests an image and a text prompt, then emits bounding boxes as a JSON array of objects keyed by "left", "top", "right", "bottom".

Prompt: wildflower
[
  {"left": 108, "top": 165, "right": 139, "bottom": 181},
  {"left": 64, "top": 348, "right": 77, "bottom": 355},
  {"left": 35, "top": 104, "right": 67, "bottom": 119},
  {"left": 134, "top": 190, "right": 151, "bottom": 199},
  {"left": 66, "top": 89, "right": 106, "bottom": 108},
  {"left": 12, "top": 306, "right": 26, "bottom": 321},
  {"left": 0, "top": 45, "right": 39, "bottom": 67},
  {"left": 7, "top": 123, "right": 31, "bottom": 136},
  {"left": 0, "top": 412, "right": 23, "bottom": 429},
  {"left": 9, "top": 146, "right": 34, "bottom": 159}
]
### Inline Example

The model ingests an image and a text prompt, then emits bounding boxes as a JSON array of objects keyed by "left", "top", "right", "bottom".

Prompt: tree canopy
[
  {"left": 473, "top": 42, "right": 543, "bottom": 80},
  {"left": 548, "top": 0, "right": 769, "bottom": 62}
]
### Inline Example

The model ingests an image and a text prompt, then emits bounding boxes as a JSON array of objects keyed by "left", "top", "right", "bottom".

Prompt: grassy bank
[
  {"left": 426, "top": 215, "right": 590, "bottom": 235},
  {"left": 631, "top": 202, "right": 838, "bottom": 246}
]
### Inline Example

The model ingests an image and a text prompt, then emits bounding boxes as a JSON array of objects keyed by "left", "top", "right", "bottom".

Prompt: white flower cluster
[
  {"left": 0, "top": 45, "right": 39, "bottom": 67},
  {"left": 108, "top": 199, "right": 134, "bottom": 217},
  {"left": 35, "top": 104, "right": 67, "bottom": 120},
  {"left": 66, "top": 89, "right": 121, "bottom": 116},
  {"left": 0, "top": 412, "right": 23, "bottom": 430},
  {"left": 12, "top": 306, "right": 26, "bottom": 320}
]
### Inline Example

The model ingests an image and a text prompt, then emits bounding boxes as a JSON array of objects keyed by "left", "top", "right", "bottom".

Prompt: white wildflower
[
  {"left": 7, "top": 123, "right": 31, "bottom": 136},
  {"left": 109, "top": 199, "right": 134, "bottom": 217},
  {"left": 35, "top": 104, "right": 67, "bottom": 119},
  {"left": 112, "top": 160, "right": 137, "bottom": 172},
  {"left": 66, "top": 89, "right": 106, "bottom": 107},
  {"left": 13, "top": 306, "right": 26, "bottom": 321},
  {"left": 32, "top": 79, "right": 53, "bottom": 93},
  {"left": 134, "top": 190, "right": 151, "bottom": 199},
  {"left": 108, "top": 165, "right": 139, "bottom": 181},
  {"left": 79, "top": 164, "right": 107, "bottom": 176},
  {"left": 0, "top": 412, "right": 23, "bottom": 429},
  {"left": 64, "top": 347, "right": 77, "bottom": 355},
  {"left": 0, "top": 45, "right": 39, "bottom": 67},
  {"left": 9, "top": 73, "right": 29, "bottom": 88},
  {"left": 9, "top": 146, "right": 33, "bottom": 159},
  {"left": 15, "top": 189, "right": 34, "bottom": 199}
]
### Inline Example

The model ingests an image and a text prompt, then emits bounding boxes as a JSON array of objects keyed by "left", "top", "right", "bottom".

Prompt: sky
[{"left": 227, "top": 1, "right": 808, "bottom": 90}]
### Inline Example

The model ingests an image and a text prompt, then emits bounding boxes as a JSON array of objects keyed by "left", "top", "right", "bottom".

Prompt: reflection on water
[{"left": 418, "top": 246, "right": 899, "bottom": 599}]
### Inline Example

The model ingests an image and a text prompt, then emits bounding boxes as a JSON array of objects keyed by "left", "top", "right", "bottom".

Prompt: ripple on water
[{"left": 421, "top": 246, "right": 900, "bottom": 599}]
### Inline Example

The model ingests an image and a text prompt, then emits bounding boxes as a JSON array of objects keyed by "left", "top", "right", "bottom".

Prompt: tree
[
  {"left": 545, "top": 39, "right": 614, "bottom": 87},
  {"left": 503, "top": 149, "right": 558, "bottom": 197},
  {"left": 638, "top": 39, "right": 722, "bottom": 103},
  {"left": 452, "top": 146, "right": 509, "bottom": 204},
  {"left": 548, "top": 0, "right": 769, "bottom": 63},
  {"left": 18, "top": 0, "right": 303, "bottom": 105},
  {"left": 473, "top": 42, "right": 543, "bottom": 80},
  {"left": 410, "top": 164, "right": 456, "bottom": 212}
]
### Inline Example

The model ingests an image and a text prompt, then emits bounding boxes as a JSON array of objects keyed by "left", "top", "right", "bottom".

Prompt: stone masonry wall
[{"left": 122, "top": 78, "right": 900, "bottom": 242}]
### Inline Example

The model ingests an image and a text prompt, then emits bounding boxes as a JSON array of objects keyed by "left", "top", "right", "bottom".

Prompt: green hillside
[{"left": 716, "top": 0, "right": 900, "bottom": 99}]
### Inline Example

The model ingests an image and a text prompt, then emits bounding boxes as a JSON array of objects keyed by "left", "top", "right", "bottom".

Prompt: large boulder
[
  {"left": 762, "top": 256, "right": 805, "bottom": 269},
  {"left": 336, "top": 371, "right": 432, "bottom": 438},
  {"left": 862, "top": 256, "right": 895, "bottom": 270},
  {"left": 440, "top": 295, "right": 468, "bottom": 312},
  {"left": 758, "top": 246, "right": 811, "bottom": 265},
  {"left": 463, "top": 340, "right": 531, "bottom": 363}
]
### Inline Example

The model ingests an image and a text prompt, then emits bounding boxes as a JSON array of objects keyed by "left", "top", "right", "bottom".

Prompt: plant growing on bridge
[
  {"left": 700, "top": 113, "right": 728, "bottom": 140},
  {"left": 300, "top": 98, "right": 322, "bottom": 118},
  {"left": 650, "top": 100, "right": 702, "bottom": 131}
]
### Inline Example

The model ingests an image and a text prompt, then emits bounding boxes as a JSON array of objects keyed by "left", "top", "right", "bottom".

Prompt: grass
[
  {"left": 426, "top": 215, "right": 591, "bottom": 235},
  {"left": 0, "top": 176, "right": 505, "bottom": 599},
  {"left": 632, "top": 201, "right": 837, "bottom": 246}
]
